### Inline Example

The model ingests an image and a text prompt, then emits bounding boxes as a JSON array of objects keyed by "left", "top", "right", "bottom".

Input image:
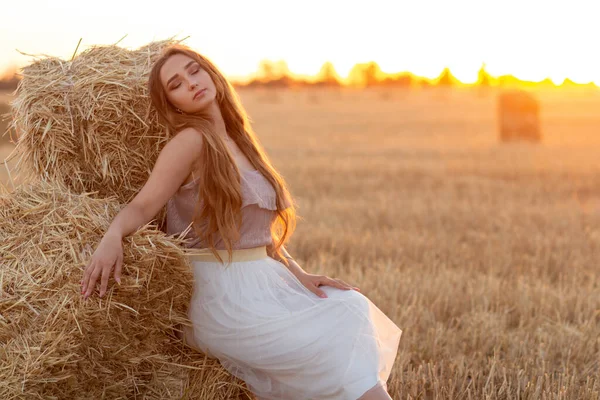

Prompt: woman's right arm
[{"left": 81, "top": 127, "right": 204, "bottom": 299}]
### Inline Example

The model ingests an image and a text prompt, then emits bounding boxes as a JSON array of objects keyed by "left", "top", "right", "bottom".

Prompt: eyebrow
[{"left": 166, "top": 60, "right": 198, "bottom": 86}]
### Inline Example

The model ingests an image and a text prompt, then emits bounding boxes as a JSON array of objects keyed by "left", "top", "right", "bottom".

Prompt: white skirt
[{"left": 182, "top": 247, "right": 402, "bottom": 400}]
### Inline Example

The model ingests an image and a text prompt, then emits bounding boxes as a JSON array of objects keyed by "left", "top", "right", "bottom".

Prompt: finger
[
  {"left": 314, "top": 275, "right": 327, "bottom": 286},
  {"left": 114, "top": 255, "right": 123, "bottom": 285},
  {"left": 81, "top": 262, "right": 93, "bottom": 294},
  {"left": 99, "top": 265, "right": 112, "bottom": 298},
  {"left": 84, "top": 265, "right": 102, "bottom": 299},
  {"left": 336, "top": 278, "right": 359, "bottom": 291},
  {"left": 312, "top": 285, "right": 328, "bottom": 299},
  {"left": 331, "top": 278, "right": 350, "bottom": 288},
  {"left": 82, "top": 262, "right": 96, "bottom": 292},
  {"left": 335, "top": 278, "right": 360, "bottom": 291},
  {"left": 328, "top": 278, "right": 351, "bottom": 290}
]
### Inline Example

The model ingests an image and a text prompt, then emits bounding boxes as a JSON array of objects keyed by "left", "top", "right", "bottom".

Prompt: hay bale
[
  {"left": 497, "top": 89, "right": 541, "bottom": 142},
  {"left": 0, "top": 181, "right": 253, "bottom": 399},
  {"left": 8, "top": 40, "right": 176, "bottom": 223}
]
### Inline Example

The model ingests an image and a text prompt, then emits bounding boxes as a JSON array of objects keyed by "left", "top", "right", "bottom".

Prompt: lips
[{"left": 193, "top": 88, "right": 206, "bottom": 100}]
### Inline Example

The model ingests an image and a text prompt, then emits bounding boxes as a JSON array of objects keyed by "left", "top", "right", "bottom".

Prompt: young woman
[{"left": 80, "top": 44, "right": 402, "bottom": 400}]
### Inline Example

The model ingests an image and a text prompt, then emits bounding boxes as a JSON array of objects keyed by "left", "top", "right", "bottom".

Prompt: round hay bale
[
  {"left": 0, "top": 181, "right": 253, "bottom": 399},
  {"left": 497, "top": 89, "right": 542, "bottom": 142},
  {"left": 8, "top": 39, "right": 179, "bottom": 228}
]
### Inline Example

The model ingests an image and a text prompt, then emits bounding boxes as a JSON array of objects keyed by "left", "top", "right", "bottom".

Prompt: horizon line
[{"left": 0, "top": 59, "right": 598, "bottom": 89}]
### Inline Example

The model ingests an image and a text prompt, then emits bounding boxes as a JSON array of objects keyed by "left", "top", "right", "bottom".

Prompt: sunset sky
[{"left": 1, "top": 0, "right": 598, "bottom": 84}]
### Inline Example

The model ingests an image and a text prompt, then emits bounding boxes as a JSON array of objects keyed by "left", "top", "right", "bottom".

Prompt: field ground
[{"left": 2, "top": 87, "right": 599, "bottom": 398}]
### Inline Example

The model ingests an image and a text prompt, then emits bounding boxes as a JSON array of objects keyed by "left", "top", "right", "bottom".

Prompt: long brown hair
[{"left": 148, "top": 44, "right": 296, "bottom": 264}]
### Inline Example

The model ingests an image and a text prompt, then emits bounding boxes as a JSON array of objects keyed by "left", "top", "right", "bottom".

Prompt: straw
[
  {"left": 0, "top": 181, "right": 253, "bottom": 399},
  {"left": 8, "top": 39, "right": 180, "bottom": 228}
]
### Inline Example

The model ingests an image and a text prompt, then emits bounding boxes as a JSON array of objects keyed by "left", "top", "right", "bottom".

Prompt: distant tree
[
  {"left": 364, "top": 62, "right": 380, "bottom": 87},
  {"left": 379, "top": 74, "right": 413, "bottom": 87},
  {"left": 257, "top": 60, "right": 275, "bottom": 81},
  {"left": 538, "top": 78, "right": 555, "bottom": 88},
  {"left": 314, "top": 62, "right": 341, "bottom": 87},
  {"left": 256, "top": 60, "right": 291, "bottom": 82},
  {"left": 436, "top": 67, "right": 457, "bottom": 86},
  {"left": 477, "top": 63, "right": 491, "bottom": 86},
  {"left": 348, "top": 61, "right": 382, "bottom": 87}
]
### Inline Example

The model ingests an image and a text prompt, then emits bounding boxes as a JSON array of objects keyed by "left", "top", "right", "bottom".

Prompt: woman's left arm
[
  {"left": 268, "top": 243, "right": 360, "bottom": 298},
  {"left": 269, "top": 244, "right": 307, "bottom": 277}
]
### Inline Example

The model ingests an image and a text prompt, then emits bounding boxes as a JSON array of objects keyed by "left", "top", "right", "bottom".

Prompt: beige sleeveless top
[{"left": 166, "top": 169, "right": 289, "bottom": 250}]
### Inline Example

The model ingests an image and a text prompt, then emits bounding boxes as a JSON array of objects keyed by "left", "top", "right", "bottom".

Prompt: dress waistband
[{"left": 184, "top": 246, "right": 268, "bottom": 263}]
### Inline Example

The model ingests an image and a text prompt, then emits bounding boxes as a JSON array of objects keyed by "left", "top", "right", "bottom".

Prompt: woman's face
[{"left": 160, "top": 53, "right": 217, "bottom": 114}]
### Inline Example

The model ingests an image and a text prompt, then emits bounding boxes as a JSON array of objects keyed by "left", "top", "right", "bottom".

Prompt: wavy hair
[{"left": 148, "top": 44, "right": 296, "bottom": 264}]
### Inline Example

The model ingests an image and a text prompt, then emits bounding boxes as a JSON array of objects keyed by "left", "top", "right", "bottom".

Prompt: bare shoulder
[
  {"left": 167, "top": 127, "right": 204, "bottom": 154},
  {"left": 157, "top": 128, "right": 204, "bottom": 167}
]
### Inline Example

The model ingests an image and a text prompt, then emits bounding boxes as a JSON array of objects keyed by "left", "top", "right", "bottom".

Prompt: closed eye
[{"left": 170, "top": 68, "right": 199, "bottom": 90}]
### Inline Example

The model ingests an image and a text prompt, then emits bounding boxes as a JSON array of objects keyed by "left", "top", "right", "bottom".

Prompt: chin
[{"left": 187, "top": 95, "right": 216, "bottom": 114}]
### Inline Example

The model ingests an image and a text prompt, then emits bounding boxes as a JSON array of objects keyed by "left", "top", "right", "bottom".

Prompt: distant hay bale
[
  {"left": 0, "top": 181, "right": 252, "bottom": 399},
  {"left": 8, "top": 40, "right": 177, "bottom": 225},
  {"left": 497, "top": 90, "right": 541, "bottom": 142}
]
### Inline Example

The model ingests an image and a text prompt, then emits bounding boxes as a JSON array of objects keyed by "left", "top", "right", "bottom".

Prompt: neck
[{"left": 207, "top": 101, "right": 227, "bottom": 138}]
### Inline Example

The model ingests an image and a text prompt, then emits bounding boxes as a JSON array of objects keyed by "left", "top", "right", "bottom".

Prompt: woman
[{"left": 80, "top": 44, "right": 401, "bottom": 400}]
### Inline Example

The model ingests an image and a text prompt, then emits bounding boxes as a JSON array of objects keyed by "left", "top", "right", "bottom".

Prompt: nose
[{"left": 190, "top": 82, "right": 198, "bottom": 90}]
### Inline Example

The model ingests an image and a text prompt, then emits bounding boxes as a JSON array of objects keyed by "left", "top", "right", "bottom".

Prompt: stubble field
[{"left": 1, "top": 87, "right": 599, "bottom": 399}]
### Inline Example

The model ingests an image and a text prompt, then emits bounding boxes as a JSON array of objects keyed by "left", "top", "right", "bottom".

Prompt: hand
[
  {"left": 80, "top": 233, "right": 124, "bottom": 299},
  {"left": 295, "top": 272, "right": 360, "bottom": 299}
]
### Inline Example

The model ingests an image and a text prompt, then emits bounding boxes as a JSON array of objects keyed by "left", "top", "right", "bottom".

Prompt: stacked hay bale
[
  {"left": 9, "top": 40, "right": 171, "bottom": 227},
  {"left": 1, "top": 41, "right": 253, "bottom": 399},
  {"left": 497, "top": 89, "right": 542, "bottom": 142}
]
